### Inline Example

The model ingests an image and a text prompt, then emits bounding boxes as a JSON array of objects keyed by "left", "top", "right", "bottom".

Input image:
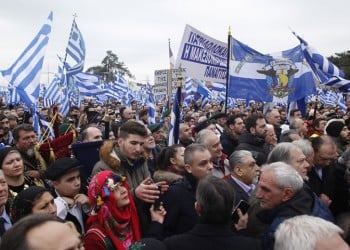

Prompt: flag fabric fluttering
[
  {"left": 168, "top": 85, "right": 182, "bottom": 146},
  {"left": 65, "top": 20, "right": 86, "bottom": 76},
  {"left": 293, "top": 32, "right": 350, "bottom": 92},
  {"left": 43, "top": 66, "right": 63, "bottom": 107},
  {"left": 1, "top": 11, "right": 53, "bottom": 108},
  {"left": 33, "top": 111, "right": 55, "bottom": 140},
  {"left": 169, "top": 40, "right": 175, "bottom": 70},
  {"left": 228, "top": 35, "right": 315, "bottom": 103},
  {"left": 146, "top": 84, "right": 156, "bottom": 125}
]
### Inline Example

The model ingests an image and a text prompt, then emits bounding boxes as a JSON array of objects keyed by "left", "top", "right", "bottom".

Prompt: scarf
[{"left": 87, "top": 171, "right": 141, "bottom": 249}]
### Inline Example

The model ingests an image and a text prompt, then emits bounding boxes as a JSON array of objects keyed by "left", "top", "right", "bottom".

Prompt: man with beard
[
  {"left": 92, "top": 120, "right": 166, "bottom": 234},
  {"left": 68, "top": 106, "right": 80, "bottom": 127},
  {"left": 235, "top": 114, "right": 269, "bottom": 166},
  {"left": 13, "top": 124, "right": 43, "bottom": 178},
  {"left": 220, "top": 114, "right": 245, "bottom": 157},
  {"left": 0, "top": 115, "right": 13, "bottom": 146}
]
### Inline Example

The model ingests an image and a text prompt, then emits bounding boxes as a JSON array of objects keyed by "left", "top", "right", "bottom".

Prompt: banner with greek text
[{"left": 176, "top": 24, "right": 227, "bottom": 83}]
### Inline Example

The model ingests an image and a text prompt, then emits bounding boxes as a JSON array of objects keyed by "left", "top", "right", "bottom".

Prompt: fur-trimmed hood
[
  {"left": 98, "top": 140, "right": 121, "bottom": 170},
  {"left": 153, "top": 170, "right": 183, "bottom": 184}
]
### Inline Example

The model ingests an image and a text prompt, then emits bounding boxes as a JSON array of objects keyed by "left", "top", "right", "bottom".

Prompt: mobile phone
[
  {"left": 231, "top": 200, "right": 250, "bottom": 223},
  {"left": 153, "top": 186, "right": 162, "bottom": 211}
]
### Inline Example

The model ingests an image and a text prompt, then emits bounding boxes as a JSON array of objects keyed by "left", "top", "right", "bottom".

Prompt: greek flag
[
  {"left": 33, "top": 111, "right": 55, "bottom": 140},
  {"left": 1, "top": 11, "right": 53, "bottom": 107},
  {"left": 293, "top": 32, "right": 350, "bottom": 92},
  {"left": 184, "top": 77, "right": 193, "bottom": 95},
  {"left": 43, "top": 67, "right": 62, "bottom": 107},
  {"left": 229, "top": 35, "right": 315, "bottom": 102},
  {"left": 65, "top": 20, "right": 85, "bottom": 76},
  {"left": 146, "top": 83, "right": 156, "bottom": 125},
  {"left": 168, "top": 86, "right": 182, "bottom": 146}
]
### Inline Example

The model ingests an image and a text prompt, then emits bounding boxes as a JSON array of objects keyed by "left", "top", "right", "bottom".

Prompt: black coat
[
  {"left": 220, "top": 131, "right": 238, "bottom": 157},
  {"left": 160, "top": 173, "right": 199, "bottom": 237},
  {"left": 235, "top": 132, "right": 270, "bottom": 166},
  {"left": 163, "top": 223, "right": 261, "bottom": 250},
  {"left": 225, "top": 175, "right": 250, "bottom": 206}
]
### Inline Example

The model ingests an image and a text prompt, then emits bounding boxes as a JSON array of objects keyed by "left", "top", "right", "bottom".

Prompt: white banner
[{"left": 176, "top": 24, "right": 228, "bottom": 83}]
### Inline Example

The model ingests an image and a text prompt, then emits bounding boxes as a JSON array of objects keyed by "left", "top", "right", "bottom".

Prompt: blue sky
[{"left": 0, "top": 0, "right": 349, "bottom": 84}]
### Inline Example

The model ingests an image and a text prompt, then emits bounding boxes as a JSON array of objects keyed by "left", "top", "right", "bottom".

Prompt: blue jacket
[{"left": 257, "top": 185, "right": 334, "bottom": 250}]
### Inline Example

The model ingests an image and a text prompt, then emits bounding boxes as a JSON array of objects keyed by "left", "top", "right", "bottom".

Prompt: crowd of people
[{"left": 0, "top": 97, "right": 349, "bottom": 249}]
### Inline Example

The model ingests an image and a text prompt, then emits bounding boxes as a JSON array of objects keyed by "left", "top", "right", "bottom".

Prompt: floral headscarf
[{"left": 87, "top": 171, "right": 141, "bottom": 250}]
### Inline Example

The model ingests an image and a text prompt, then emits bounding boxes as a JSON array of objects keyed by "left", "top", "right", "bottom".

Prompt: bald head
[{"left": 81, "top": 127, "right": 103, "bottom": 142}]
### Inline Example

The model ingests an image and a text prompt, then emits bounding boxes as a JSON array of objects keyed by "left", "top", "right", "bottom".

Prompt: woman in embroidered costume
[
  {"left": 84, "top": 170, "right": 143, "bottom": 250},
  {"left": 0, "top": 147, "right": 47, "bottom": 209}
]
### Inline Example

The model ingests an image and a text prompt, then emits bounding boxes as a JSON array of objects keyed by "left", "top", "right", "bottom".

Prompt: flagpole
[
  {"left": 168, "top": 39, "right": 173, "bottom": 100},
  {"left": 62, "top": 14, "right": 77, "bottom": 71},
  {"left": 224, "top": 26, "right": 231, "bottom": 114}
]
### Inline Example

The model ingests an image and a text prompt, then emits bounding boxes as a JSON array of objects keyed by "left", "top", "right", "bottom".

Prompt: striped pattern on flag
[{"left": 0, "top": 11, "right": 53, "bottom": 107}]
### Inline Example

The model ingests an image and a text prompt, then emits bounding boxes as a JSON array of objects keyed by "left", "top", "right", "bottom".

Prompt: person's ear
[
  {"left": 170, "top": 157, "right": 176, "bottom": 165},
  {"left": 235, "top": 165, "right": 244, "bottom": 177},
  {"left": 194, "top": 201, "right": 202, "bottom": 216},
  {"left": 184, "top": 164, "right": 192, "bottom": 174},
  {"left": 282, "top": 187, "right": 294, "bottom": 201},
  {"left": 250, "top": 127, "right": 256, "bottom": 135}
]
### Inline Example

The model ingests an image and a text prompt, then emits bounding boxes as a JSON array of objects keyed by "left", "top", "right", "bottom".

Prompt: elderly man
[
  {"left": 256, "top": 162, "right": 334, "bottom": 250},
  {"left": 265, "top": 109, "right": 281, "bottom": 142},
  {"left": 274, "top": 215, "right": 349, "bottom": 250},
  {"left": 226, "top": 150, "right": 259, "bottom": 206},
  {"left": 13, "top": 124, "right": 43, "bottom": 178},
  {"left": 308, "top": 135, "right": 348, "bottom": 215},
  {"left": 267, "top": 142, "right": 310, "bottom": 180},
  {"left": 196, "top": 129, "right": 230, "bottom": 178}
]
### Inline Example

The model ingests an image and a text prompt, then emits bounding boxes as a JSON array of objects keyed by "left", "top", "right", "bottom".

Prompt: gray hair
[
  {"left": 184, "top": 143, "right": 208, "bottom": 165},
  {"left": 274, "top": 215, "right": 344, "bottom": 250},
  {"left": 292, "top": 139, "right": 313, "bottom": 158},
  {"left": 195, "top": 129, "right": 216, "bottom": 144},
  {"left": 267, "top": 142, "right": 297, "bottom": 164},
  {"left": 228, "top": 150, "right": 253, "bottom": 172},
  {"left": 261, "top": 162, "right": 303, "bottom": 191}
]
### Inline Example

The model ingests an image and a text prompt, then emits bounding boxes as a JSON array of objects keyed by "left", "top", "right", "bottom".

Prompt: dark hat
[
  {"left": 148, "top": 123, "right": 162, "bottom": 133},
  {"left": 0, "top": 147, "right": 18, "bottom": 168},
  {"left": 46, "top": 157, "right": 82, "bottom": 180},
  {"left": 210, "top": 112, "right": 227, "bottom": 121},
  {"left": 11, "top": 186, "right": 48, "bottom": 222},
  {"left": 326, "top": 120, "right": 345, "bottom": 137}
]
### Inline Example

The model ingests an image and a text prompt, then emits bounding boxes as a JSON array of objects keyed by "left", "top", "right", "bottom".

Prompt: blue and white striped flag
[
  {"left": 168, "top": 86, "right": 182, "bottom": 146},
  {"left": 146, "top": 84, "right": 156, "bottom": 125},
  {"left": 1, "top": 11, "right": 53, "bottom": 107},
  {"left": 43, "top": 67, "right": 62, "bottom": 107},
  {"left": 65, "top": 20, "right": 85, "bottom": 76},
  {"left": 293, "top": 32, "right": 350, "bottom": 92},
  {"left": 184, "top": 77, "right": 193, "bottom": 95},
  {"left": 33, "top": 111, "right": 55, "bottom": 140}
]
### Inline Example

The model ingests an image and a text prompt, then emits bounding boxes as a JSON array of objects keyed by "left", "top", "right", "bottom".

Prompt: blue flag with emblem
[{"left": 228, "top": 35, "right": 316, "bottom": 102}]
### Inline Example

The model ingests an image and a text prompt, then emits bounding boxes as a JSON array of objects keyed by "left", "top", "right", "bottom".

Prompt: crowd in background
[{"left": 0, "top": 96, "right": 349, "bottom": 249}]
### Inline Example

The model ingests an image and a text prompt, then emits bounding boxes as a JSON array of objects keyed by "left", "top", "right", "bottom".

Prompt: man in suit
[
  {"left": 164, "top": 175, "right": 261, "bottom": 250},
  {"left": 225, "top": 150, "right": 259, "bottom": 206}
]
